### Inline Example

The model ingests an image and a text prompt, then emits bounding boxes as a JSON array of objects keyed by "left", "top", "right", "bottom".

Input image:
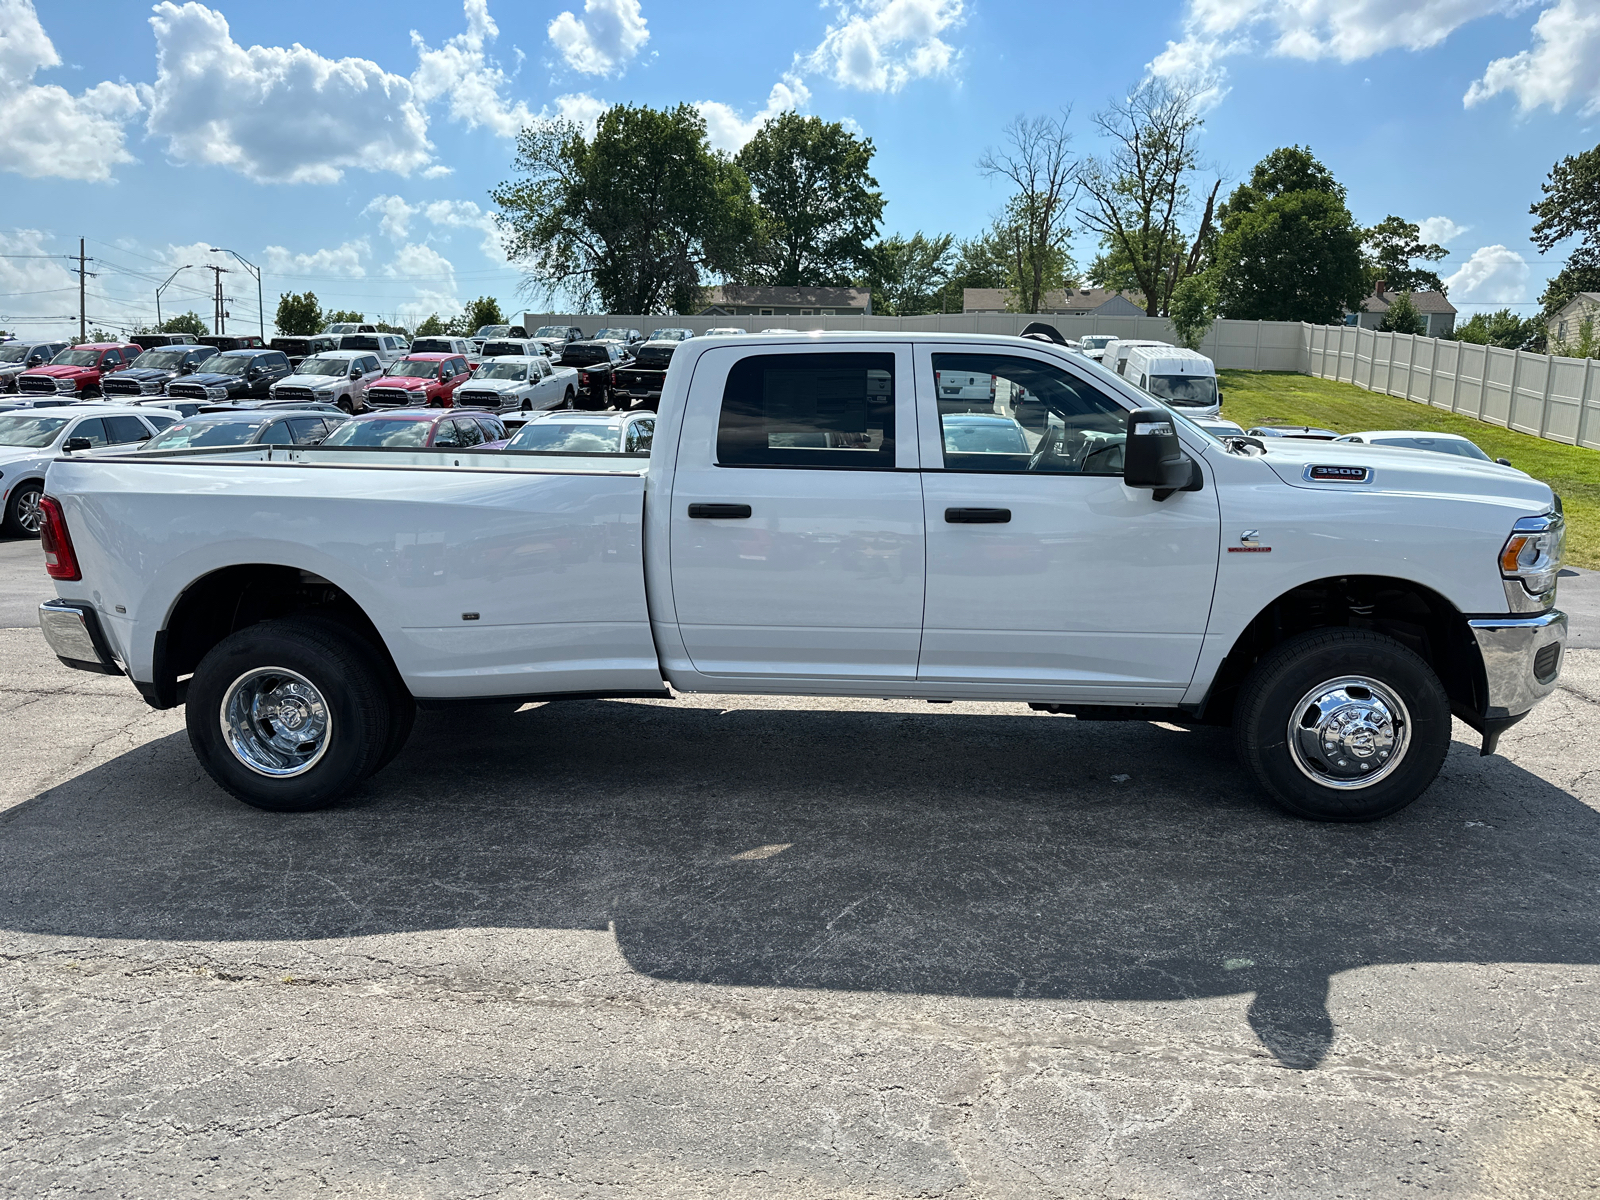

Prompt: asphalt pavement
[{"left": 2, "top": 535, "right": 1599, "bottom": 1197}]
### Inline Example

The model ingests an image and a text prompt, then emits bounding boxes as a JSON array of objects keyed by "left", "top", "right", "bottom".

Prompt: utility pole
[
  {"left": 210, "top": 248, "right": 262, "bottom": 339},
  {"left": 71, "top": 238, "right": 97, "bottom": 341},
  {"left": 205, "top": 265, "right": 230, "bottom": 334}
]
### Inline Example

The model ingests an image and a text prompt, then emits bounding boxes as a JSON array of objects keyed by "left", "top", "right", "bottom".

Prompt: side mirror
[
  {"left": 1123, "top": 407, "right": 1200, "bottom": 501},
  {"left": 181, "top": 363, "right": 196, "bottom": 374},
  {"left": 1216, "top": 389, "right": 1225, "bottom": 402},
  {"left": 27, "top": 354, "right": 42, "bottom": 364},
  {"left": 247, "top": 368, "right": 261, "bottom": 380},
  {"left": 1496, "top": 457, "right": 1512, "bottom": 467},
  {"left": 64, "top": 436, "right": 92, "bottom": 453},
  {"left": 350, "top": 369, "right": 362, "bottom": 379}
]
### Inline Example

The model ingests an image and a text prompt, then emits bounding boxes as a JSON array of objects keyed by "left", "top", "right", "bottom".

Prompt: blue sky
[{"left": 2, "top": 0, "right": 1595, "bottom": 338}]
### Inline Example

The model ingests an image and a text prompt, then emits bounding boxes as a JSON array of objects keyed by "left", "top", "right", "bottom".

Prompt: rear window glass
[
  {"left": 322, "top": 418, "right": 433, "bottom": 447},
  {"left": 410, "top": 338, "right": 455, "bottom": 353},
  {"left": 559, "top": 344, "right": 608, "bottom": 366},
  {"left": 716, "top": 352, "right": 895, "bottom": 470},
  {"left": 507, "top": 421, "right": 624, "bottom": 454},
  {"left": 340, "top": 335, "right": 380, "bottom": 351},
  {"left": 146, "top": 419, "right": 267, "bottom": 450},
  {"left": 633, "top": 345, "right": 675, "bottom": 369}
]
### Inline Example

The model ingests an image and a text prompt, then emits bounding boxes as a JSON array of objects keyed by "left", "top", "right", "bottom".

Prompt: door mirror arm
[{"left": 1123, "top": 406, "right": 1203, "bottom": 502}]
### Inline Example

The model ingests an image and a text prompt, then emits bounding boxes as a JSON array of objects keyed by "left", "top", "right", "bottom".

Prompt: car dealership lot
[{"left": 2, "top": 544, "right": 1599, "bottom": 1196}]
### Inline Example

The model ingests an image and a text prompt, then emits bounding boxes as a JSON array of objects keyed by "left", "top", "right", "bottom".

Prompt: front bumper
[
  {"left": 39, "top": 599, "right": 123, "bottom": 676},
  {"left": 1462, "top": 609, "right": 1567, "bottom": 753}
]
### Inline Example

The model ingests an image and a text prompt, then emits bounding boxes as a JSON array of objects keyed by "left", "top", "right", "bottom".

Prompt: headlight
[
  {"left": 315, "top": 388, "right": 334, "bottom": 399},
  {"left": 1500, "top": 513, "right": 1564, "bottom": 597}
]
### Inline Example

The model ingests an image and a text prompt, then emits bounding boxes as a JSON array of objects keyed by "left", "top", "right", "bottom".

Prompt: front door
[
  {"left": 915, "top": 345, "right": 1221, "bottom": 701},
  {"left": 666, "top": 344, "right": 925, "bottom": 683}
]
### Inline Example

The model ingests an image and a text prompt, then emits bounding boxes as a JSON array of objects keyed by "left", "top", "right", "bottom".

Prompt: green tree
[
  {"left": 447, "top": 296, "right": 506, "bottom": 336},
  {"left": 495, "top": 103, "right": 758, "bottom": 313},
  {"left": 736, "top": 112, "right": 884, "bottom": 287},
  {"left": 1169, "top": 270, "right": 1218, "bottom": 350},
  {"left": 1211, "top": 146, "right": 1366, "bottom": 324},
  {"left": 1362, "top": 216, "right": 1448, "bottom": 294},
  {"left": 979, "top": 111, "right": 1078, "bottom": 314},
  {"left": 414, "top": 313, "right": 447, "bottom": 337},
  {"left": 1076, "top": 80, "right": 1219, "bottom": 316},
  {"left": 1451, "top": 308, "right": 1544, "bottom": 351},
  {"left": 159, "top": 311, "right": 208, "bottom": 336},
  {"left": 1559, "top": 316, "right": 1598, "bottom": 358},
  {"left": 1530, "top": 144, "right": 1600, "bottom": 330},
  {"left": 858, "top": 232, "right": 955, "bottom": 315},
  {"left": 323, "top": 309, "right": 365, "bottom": 326},
  {"left": 931, "top": 223, "right": 1012, "bottom": 313},
  {"left": 274, "top": 291, "right": 322, "bottom": 336},
  {"left": 1377, "top": 290, "right": 1424, "bottom": 334}
]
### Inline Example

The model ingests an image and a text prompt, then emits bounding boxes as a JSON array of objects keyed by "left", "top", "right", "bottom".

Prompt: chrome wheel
[
  {"left": 14, "top": 488, "right": 43, "bottom": 534},
  {"left": 1287, "top": 675, "right": 1410, "bottom": 791},
  {"left": 220, "top": 666, "right": 332, "bottom": 777}
]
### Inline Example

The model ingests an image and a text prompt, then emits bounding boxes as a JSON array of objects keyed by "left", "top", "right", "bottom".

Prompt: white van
[
  {"left": 1124, "top": 345, "right": 1221, "bottom": 418},
  {"left": 1102, "top": 338, "right": 1170, "bottom": 378}
]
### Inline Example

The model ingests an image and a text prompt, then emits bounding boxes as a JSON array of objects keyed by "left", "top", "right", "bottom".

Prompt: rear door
[{"left": 665, "top": 343, "right": 924, "bottom": 683}]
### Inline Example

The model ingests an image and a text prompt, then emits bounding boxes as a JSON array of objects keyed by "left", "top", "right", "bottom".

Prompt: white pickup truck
[{"left": 36, "top": 333, "right": 1567, "bottom": 822}]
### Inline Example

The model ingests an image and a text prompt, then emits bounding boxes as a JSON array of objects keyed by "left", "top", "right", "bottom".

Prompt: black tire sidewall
[
  {"left": 186, "top": 619, "right": 389, "bottom": 811},
  {"left": 5, "top": 482, "right": 43, "bottom": 538},
  {"left": 1238, "top": 632, "right": 1451, "bottom": 822}
]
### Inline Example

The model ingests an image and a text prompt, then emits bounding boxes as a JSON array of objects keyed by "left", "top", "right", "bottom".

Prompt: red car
[
  {"left": 363, "top": 352, "right": 474, "bottom": 408},
  {"left": 318, "top": 408, "right": 507, "bottom": 449},
  {"left": 16, "top": 343, "right": 141, "bottom": 400}
]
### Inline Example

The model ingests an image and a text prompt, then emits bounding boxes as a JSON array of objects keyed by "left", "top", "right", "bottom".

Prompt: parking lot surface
[{"left": 2, "top": 537, "right": 1599, "bottom": 1197}]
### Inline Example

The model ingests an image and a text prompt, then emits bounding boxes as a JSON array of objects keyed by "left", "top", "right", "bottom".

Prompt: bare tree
[
  {"left": 1077, "top": 80, "right": 1216, "bottom": 317},
  {"left": 978, "top": 111, "right": 1078, "bottom": 314}
]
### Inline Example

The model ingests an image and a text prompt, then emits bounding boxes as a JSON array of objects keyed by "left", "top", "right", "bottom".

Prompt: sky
[{"left": 1, "top": 0, "right": 1596, "bottom": 339}]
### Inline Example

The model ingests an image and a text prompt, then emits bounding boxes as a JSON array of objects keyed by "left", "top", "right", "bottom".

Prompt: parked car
[
  {"left": 453, "top": 355, "right": 578, "bottom": 412},
  {"left": 609, "top": 340, "right": 685, "bottom": 410},
  {"left": 128, "top": 333, "right": 200, "bottom": 351},
  {"left": 319, "top": 408, "right": 506, "bottom": 449},
  {"left": 0, "top": 341, "right": 69, "bottom": 393},
  {"left": 100, "top": 345, "right": 216, "bottom": 399},
  {"left": 502, "top": 410, "right": 655, "bottom": 455},
  {"left": 467, "top": 324, "right": 519, "bottom": 351},
  {"left": 1124, "top": 345, "right": 1222, "bottom": 418},
  {"left": 647, "top": 328, "right": 694, "bottom": 342},
  {"left": 336, "top": 332, "right": 409, "bottom": 367},
  {"left": 269, "top": 350, "right": 385, "bottom": 413},
  {"left": 592, "top": 327, "right": 644, "bottom": 347},
  {"left": 164, "top": 349, "right": 293, "bottom": 403},
  {"left": 363, "top": 353, "right": 475, "bottom": 408},
  {"left": 1332, "top": 430, "right": 1511, "bottom": 466},
  {"left": 530, "top": 325, "right": 585, "bottom": 348},
  {"left": 141, "top": 409, "right": 345, "bottom": 453},
  {"left": 1076, "top": 334, "right": 1116, "bottom": 362},
  {"left": 0, "top": 404, "right": 175, "bottom": 534},
  {"left": 134, "top": 397, "right": 212, "bottom": 419},
  {"left": 557, "top": 340, "right": 631, "bottom": 409},
  {"left": 1192, "top": 417, "right": 1246, "bottom": 438},
  {"left": 268, "top": 335, "right": 342, "bottom": 368},
  {"left": 938, "top": 412, "right": 1030, "bottom": 456},
  {"left": 1247, "top": 425, "right": 1339, "bottom": 440},
  {"left": 17, "top": 343, "right": 141, "bottom": 399},
  {"left": 934, "top": 365, "right": 996, "bottom": 410},
  {"left": 702, "top": 327, "right": 748, "bottom": 336},
  {"left": 37, "top": 332, "right": 1568, "bottom": 823},
  {"left": 196, "top": 334, "right": 265, "bottom": 352}
]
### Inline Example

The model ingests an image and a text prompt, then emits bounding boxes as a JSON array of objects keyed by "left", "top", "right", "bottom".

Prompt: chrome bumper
[
  {"left": 38, "top": 599, "right": 123, "bottom": 676},
  {"left": 1468, "top": 609, "right": 1566, "bottom": 720}
]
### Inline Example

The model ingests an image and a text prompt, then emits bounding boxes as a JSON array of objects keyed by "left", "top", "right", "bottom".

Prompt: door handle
[
  {"left": 687, "top": 503, "right": 752, "bottom": 519},
  {"left": 945, "top": 507, "right": 1011, "bottom": 524}
]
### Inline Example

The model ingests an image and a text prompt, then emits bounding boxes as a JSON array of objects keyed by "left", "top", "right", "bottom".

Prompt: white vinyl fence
[{"left": 517, "top": 310, "right": 1599, "bottom": 450}]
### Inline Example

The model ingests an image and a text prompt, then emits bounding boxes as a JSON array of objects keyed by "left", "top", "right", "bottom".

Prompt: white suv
[{"left": 270, "top": 350, "right": 385, "bottom": 413}]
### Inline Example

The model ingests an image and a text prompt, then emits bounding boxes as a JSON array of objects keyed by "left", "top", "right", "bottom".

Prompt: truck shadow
[{"left": 2, "top": 698, "right": 1595, "bottom": 1071}]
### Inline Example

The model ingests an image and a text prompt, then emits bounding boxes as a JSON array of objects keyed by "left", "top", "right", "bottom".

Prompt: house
[
  {"left": 962, "top": 287, "right": 1147, "bottom": 317},
  {"left": 1548, "top": 292, "right": 1600, "bottom": 353},
  {"left": 1348, "top": 280, "right": 1457, "bottom": 337},
  {"left": 698, "top": 285, "right": 871, "bottom": 317}
]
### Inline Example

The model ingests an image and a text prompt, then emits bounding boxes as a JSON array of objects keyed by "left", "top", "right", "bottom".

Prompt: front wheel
[
  {"left": 1234, "top": 629, "right": 1451, "bottom": 822},
  {"left": 4, "top": 480, "right": 44, "bottom": 537},
  {"left": 186, "top": 617, "right": 402, "bottom": 812}
]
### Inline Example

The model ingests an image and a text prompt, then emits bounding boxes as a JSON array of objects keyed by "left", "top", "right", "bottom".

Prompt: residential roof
[
  {"left": 1358, "top": 287, "right": 1457, "bottom": 315},
  {"left": 700, "top": 285, "right": 870, "bottom": 308},
  {"left": 1553, "top": 292, "right": 1600, "bottom": 317},
  {"left": 963, "top": 287, "right": 1147, "bottom": 313}
]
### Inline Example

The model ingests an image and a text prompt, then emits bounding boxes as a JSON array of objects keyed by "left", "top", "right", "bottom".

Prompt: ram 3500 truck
[{"left": 37, "top": 333, "right": 1567, "bottom": 821}]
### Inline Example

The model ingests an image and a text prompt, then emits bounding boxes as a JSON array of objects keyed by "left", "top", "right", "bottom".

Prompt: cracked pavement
[{"left": 2, "top": 539, "right": 1599, "bottom": 1197}]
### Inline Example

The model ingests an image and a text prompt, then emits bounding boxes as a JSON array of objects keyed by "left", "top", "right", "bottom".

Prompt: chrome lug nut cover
[{"left": 220, "top": 666, "right": 332, "bottom": 777}]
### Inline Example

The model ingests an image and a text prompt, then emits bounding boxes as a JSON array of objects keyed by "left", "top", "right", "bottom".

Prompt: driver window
[
  {"left": 931, "top": 352, "right": 1126, "bottom": 476},
  {"left": 70, "top": 418, "right": 108, "bottom": 447}
]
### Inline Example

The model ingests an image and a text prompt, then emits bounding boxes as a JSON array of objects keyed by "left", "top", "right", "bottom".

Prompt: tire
[
  {"left": 563, "top": 388, "right": 575, "bottom": 409},
  {"left": 4, "top": 480, "right": 45, "bottom": 537},
  {"left": 1235, "top": 629, "right": 1451, "bottom": 822},
  {"left": 185, "top": 617, "right": 398, "bottom": 812}
]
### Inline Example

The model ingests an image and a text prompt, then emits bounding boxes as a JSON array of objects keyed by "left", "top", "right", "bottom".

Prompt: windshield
[
  {"left": 1144, "top": 374, "right": 1218, "bottom": 407},
  {"left": 133, "top": 349, "right": 190, "bottom": 369},
  {"left": 324, "top": 324, "right": 358, "bottom": 334},
  {"left": 1371, "top": 436, "right": 1490, "bottom": 460},
  {"left": 533, "top": 326, "right": 571, "bottom": 338},
  {"left": 52, "top": 349, "right": 101, "bottom": 367},
  {"left": 146, "top": 419, "right": 266, "bottom": 450},
  {"left": 322, "top": 417, "right": 432, "bottom": 447},
  {"left": 383, "top": 359, "right": 441, "bottom": 379},
  {"left": 341, "top": 335, "right": 379, "bottom": 350},
  {"left": 593, "top": 328, "right": 631, "bottom": 341},
  {"left": 649, "top": 329, "right": 689, "bottom": 341},
  {"left": 293, "top": 356, "right": 350, "bottom": 377},
  {"left": 560, "top": 345, "right": 607, "bottom": 366},
  {"left": 473, "top": 325, "right": 510, "bottom": 339},
  {"left": 475, "top": 362, "right": 528, "bottom": 381},
  {"left": 0, "top": 345, "right": 28, "bottom": 363},
  {"left": 1079, "top": 335, "right": 1114, "bottom": 350},
  {"left": 507, "top": 421, "right": 622, "bottom": 453},
  {"left": 198, "top": 355, "right": 251, "bottom": 375},
  {"left": 0, "top": 414, "right": 68, "bottom": 446}
]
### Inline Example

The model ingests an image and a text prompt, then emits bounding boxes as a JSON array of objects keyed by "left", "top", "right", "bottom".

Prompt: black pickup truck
[
  {"left": 556, "top": 340, "right": 632, "bottom": 409},
  {"left": 609, "top": 340, "right": 678, "bottom": 411}
]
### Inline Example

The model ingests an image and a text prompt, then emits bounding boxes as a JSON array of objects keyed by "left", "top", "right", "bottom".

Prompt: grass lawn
[{"left": 1219, "top": 370, "right": 1600, "bottom": 569}]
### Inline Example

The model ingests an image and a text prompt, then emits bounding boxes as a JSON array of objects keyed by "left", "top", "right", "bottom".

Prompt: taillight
[
  {"left": 38, "top": 495, "right": 81, "bottom": 581},
  {"left": 611, "top": 372, "right": 619, "bottom": 386}
]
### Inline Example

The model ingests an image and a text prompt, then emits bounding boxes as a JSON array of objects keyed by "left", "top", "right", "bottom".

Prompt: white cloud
[
  {"left": 365, "top": 195, "right": 504, "bottom": 260},
  {"left": 0, "top": 0, "right": 143, "bottom": 181},
  {"left": 804, "top": 0, "right": 964, "bottom": 92},
  {"left": 548, "top": 91, "right": 608, "bottom": 133},
  {"left": 365, "top": 195, "right": 420, "bottom": 241},
  {"left": 383, "top": 243, "right": 462, "bottom": 325},
  {"left": 547, "top": 0, "right": 650, "bottom": 77},
  {"left": 1443, "top": 244, "right": 1531, "bottom": 304},
  {"left": 1417, "top": 215, "right": 1469, "bottom": 245},
  {"left": 411, "top": 0, "right": 536, "bottom": 137},
  {"left": 262, "top": 240, "right": 370, "bottom": 277},
  {"left": 145, "top": 2, "right": 432, "bottom": 184},
  {"left": 0, "top": 229, "right": 79, "bottom": 336},
  {"left": 1465, "top": 0, "right": 1600, "bottom": 115},
  {"left": 697, "top": 77, "right": 812, "bottom": 153}
]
